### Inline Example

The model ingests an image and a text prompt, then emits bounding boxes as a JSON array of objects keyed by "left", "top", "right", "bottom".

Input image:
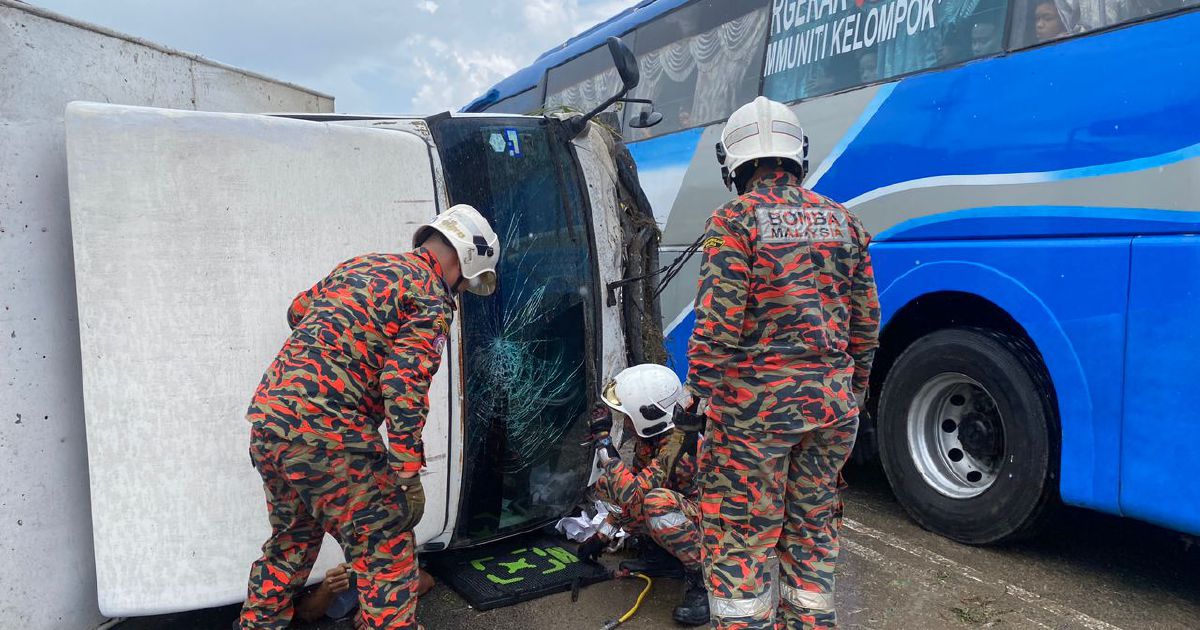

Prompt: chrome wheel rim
[{"left": 907, "top": 373, "right": 1005, "bottom": 499}]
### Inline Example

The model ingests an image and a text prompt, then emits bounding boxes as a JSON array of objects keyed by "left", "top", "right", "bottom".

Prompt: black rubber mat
[{"left": 426, "top": 534, "right": 611, "bottom": 610}]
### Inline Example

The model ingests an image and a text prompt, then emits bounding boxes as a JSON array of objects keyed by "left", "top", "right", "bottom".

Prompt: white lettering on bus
[{"left": 763, "top": 0, "right": 941, "bottom": 77}]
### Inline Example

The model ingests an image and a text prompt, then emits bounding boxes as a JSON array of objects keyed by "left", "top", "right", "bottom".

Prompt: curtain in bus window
[
  {"left": 545, "top": 67, "right": 624, "bottom": 115},
  {"left": 634, "top": 9, "right": 770, "bottom": 134},
  {"left": 762, "top": 0, "right": 1009, "bottom": 104},
  {"left": 1009, "top": 0, "right": 1196, "bottom": 48},
  {"left": 626, "top": 8, "right": 770, "bottom": 139}
]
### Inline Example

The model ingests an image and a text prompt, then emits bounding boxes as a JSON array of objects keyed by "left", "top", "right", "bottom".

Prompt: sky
[{"left": 28, "top": 0, "right": 640, "bottom": 113}]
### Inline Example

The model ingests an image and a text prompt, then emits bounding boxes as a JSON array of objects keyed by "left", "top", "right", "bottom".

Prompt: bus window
[
  {"left": 763, "top": 0, "right": 1009, "bottom": 104},
  {"left": 485, "top": 87, "right": 544, "bottom": 115},
  {"left": 623, "top": 0, "right": 771, "bottom": 140},
  {"left": 545, "top": 38, "right": 637, "bottom": 121},
  {"left": 432, "top": 117, "right": 597, "bottom": 543},
  {"left": 1009, "top": 0, "right": 1197, "bottom": 47}
]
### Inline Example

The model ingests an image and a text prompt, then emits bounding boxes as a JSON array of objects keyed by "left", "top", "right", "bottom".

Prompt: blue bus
[{"left": 465, "top": 0, "right": 1200, "bottom": 544}]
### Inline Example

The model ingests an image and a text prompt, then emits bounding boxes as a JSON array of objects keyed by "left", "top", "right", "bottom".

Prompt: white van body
[{"left": 64, "top": 104, "right": 634, "bottom": 617}]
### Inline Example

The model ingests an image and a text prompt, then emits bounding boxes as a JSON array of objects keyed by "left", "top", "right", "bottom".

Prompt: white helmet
[
  {"left": 601, "top": 364, "right": 688, "bottom": 438},
  {"left": 716, "top": 96, "right": 809, "bottom": 191},
  {"left": 413, "top": 204, "right": 500, "bottom": 296}
]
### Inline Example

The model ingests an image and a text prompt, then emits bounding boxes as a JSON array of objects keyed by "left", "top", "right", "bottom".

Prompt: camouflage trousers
[
  {"left": 643, "top": 488, "right": 702, "bottom": 571},
  {"left": 699, "top": 396, "right": 858, "bottom": 630},
  {"left": 240, "top": 427, "right": 419, "bottom": 630}
]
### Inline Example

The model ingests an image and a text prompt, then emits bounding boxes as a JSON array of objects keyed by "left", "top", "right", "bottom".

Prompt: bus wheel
[{"left": 877, "top": 328, "right": 1057, "bottom": 544}]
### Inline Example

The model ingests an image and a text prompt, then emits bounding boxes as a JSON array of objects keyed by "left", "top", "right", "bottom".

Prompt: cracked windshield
[{"left": 435, "top": 118, "right": 596, "bottom": 543}]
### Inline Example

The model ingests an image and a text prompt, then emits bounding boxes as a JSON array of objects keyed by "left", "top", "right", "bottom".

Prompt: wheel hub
[
  {"left": 906, "top": 373, "right": 1006, "bottom": 499},
  {"left": 959, "top": 412, "right": 1002, "bottom": 459}
]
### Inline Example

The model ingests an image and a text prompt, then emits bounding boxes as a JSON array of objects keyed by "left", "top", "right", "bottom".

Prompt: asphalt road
[{"left": 118, "top": 463, "right": 1200, "bottom": 630}]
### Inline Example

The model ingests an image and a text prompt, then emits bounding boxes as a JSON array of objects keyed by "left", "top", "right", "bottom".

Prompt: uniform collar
[
  {"left": 747, "top": 168, "right": 804, "bottom": 192},
  {"left": 413, "top": 248, "right": 458, "bottom": 310}
]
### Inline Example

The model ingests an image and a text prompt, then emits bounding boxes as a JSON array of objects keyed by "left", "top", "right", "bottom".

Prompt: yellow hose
[{"left": 614, "top": 571, "right": 652, "bottom": 624}]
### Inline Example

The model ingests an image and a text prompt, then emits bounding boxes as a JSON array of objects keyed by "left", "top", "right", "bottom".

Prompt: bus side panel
[
  {"left": 871, "top": 237, "right": 1131, "bottom": 515},
  {"left": 1121, "top": 237, "right": 1200, "bottom": 534}
]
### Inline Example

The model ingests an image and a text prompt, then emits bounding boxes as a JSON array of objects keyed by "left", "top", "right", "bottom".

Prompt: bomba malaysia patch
[{"left": 756, "top": 205, "right": 852, "bottom": 244}]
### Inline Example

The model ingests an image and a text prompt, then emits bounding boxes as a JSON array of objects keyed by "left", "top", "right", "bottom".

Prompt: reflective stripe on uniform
[
  {"left": 709, "top": 590, "right": 774, "bottom": 620},
  {"left": 780, "top": 582, "right": 835, "bottom": 611},
  {"left": 600, "top": 501, "right": 623, "bottom": 515},
  {"left": 648, "top": 511, "right": 689, "bottom": 531}
]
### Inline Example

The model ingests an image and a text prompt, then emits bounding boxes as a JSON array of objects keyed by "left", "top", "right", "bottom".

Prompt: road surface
[{"left": 118, "top": 464, "right": 1200, "bottom": 629}]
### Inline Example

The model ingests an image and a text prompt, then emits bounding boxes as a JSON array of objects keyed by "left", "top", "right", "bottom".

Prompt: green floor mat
[{"left": 426, "top": 533, "right": 611, "bottom": 611}]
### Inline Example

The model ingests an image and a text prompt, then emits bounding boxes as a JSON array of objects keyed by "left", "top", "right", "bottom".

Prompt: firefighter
[
  {"left": 579, "top": 363, "right": 709, "bottom": 626},
  {"left": 687, "top": 97, "right": 880, "bottom": 629},
  {"left": 238, "top": 204, "right": 500, "bottom": 630}
]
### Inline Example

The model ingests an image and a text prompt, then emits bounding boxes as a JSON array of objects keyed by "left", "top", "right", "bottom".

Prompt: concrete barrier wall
[{"left": 0, "top": 2, "right": 333, "bottom": 627}]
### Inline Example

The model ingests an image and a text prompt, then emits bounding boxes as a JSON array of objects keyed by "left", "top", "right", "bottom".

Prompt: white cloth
[{"left": 554, "top": 501, "right": 629, "bottom": 542}]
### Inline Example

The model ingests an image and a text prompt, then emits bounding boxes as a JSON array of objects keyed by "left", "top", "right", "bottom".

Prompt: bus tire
[{"left": 877, "top": 327, "right": 1057, "bottom": 544}]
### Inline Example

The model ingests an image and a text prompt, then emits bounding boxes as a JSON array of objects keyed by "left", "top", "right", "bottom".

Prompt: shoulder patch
[
  {"left": 702, "top": 236, "right": 723, "bottom": 252},
  {"left": 755, "top": 205, "right": 852, "bottom": 244}
]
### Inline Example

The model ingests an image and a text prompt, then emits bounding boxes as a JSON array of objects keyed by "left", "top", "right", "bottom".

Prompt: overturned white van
[{"left": 63, "top": 42, "right": 665, "bottom": 618}]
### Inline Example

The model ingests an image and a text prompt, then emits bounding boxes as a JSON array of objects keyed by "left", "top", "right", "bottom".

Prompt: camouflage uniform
[
  {"left": 595, "top": 432, "right": 699, "bottom": 572},
  {"left": 240, "top": 250, "right": 455, "bottom": 630},
  {"left": 687, "top": 169, "right": 880, "bottom": 629},
  {"left": 643, "top": 486, "right": 703, "bottom": 571}
]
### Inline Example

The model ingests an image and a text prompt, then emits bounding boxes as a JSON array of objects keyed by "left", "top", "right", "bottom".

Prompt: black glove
[
  {"left": 396, "top": 476, "right": 425, "bottom": 533},
  {"left": 589, "top": 403, "right": 613, "bottom": 440},
  {"left": 672, "top": 405, "right": 706, "bottom": 434},
  {"left": 577, "top": 535, "right": 606, "bottom": 563}
]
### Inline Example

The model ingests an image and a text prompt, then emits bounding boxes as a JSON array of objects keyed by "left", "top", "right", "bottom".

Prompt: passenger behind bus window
[
  {"left": 1036, "top": 0, "right": 1071, "bottom": 41},
  {"left": 972, "top": 21, "right": 1003, "bottom": 55}
]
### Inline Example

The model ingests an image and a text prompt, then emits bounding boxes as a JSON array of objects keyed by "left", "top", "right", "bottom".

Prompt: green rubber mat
[{"left": 426, "top": 534, "right": 611, "bottom": 610}]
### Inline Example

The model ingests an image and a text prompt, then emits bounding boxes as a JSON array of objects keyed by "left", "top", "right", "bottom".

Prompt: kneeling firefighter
[{"left": 580, "top": 363, "right": 709, "bottom": 626}]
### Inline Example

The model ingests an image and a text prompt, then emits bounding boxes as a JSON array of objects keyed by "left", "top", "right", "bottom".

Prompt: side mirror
[
  {"left": 627, "top": 109, "right": 663, "bottom": 129},
  {"left": 560, "top": 36, "right": 661, "bottom": 138},
  {"left": 607, "top": 36, "right": 639, "bottom": 92}
]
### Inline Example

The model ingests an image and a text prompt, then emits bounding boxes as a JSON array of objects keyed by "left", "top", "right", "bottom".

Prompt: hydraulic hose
[{"left": 600, "top": 572, "right": 653, "bottom": 629}]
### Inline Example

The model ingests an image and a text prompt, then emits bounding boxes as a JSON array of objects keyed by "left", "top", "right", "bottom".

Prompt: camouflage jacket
[
  {"left": 247, "top": 250, "right": 455, "bottom": 473},
  {"left": 686, "top": 169, "right": 880, "bottom": 405},
  {"left": 597, "top": 430, "right": 699, "bottom": 530}
]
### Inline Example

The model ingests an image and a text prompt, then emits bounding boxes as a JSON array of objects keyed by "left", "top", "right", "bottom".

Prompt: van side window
[
  {"left": 1009, "top": 0, "right": 1197, "bottom": 48},
  {"left": 763, "top": 0, "right": 1009, "bottom": 104},
  {"left": 622, "top": 0, "right": 771, "bottom": 140}
]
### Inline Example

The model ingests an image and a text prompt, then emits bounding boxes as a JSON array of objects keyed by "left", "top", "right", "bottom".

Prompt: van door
[{"left": 64, "top": 103, "right": 452, "bottom": 616}]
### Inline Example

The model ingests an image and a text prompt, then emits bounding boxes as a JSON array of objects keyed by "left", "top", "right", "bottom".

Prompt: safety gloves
[
  {"left": 590, "top": 404, "right": 620, "bottom": 464},
  {"left": 589, "top": 403, "right": 614, "bottom": 439},
  {"left": 577, "top": 535, "right": 607, "bottom": 564},
  {"left": 397, "top": 475, "right": 426, "bottom": 532}
]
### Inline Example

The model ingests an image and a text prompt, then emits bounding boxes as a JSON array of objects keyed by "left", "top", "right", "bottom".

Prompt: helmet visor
[
  {"left": 601, "top": 378, "right": 621, "bottom": 409},
  {"left": 466, "top": 270, "right": 497, "bottom": 296}
]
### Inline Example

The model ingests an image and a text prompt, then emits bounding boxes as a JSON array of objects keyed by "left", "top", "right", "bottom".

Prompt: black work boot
[
  {"left": 672, "top": 569, "right": 710, "bottom": 626},
  {"left": 618, "top": 537, "right": 684, "bottom": 578}
]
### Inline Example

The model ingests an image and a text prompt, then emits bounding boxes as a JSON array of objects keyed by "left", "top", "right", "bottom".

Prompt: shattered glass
[{"left": 434, "top": 118, "right": 597, "bottom": 542}]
